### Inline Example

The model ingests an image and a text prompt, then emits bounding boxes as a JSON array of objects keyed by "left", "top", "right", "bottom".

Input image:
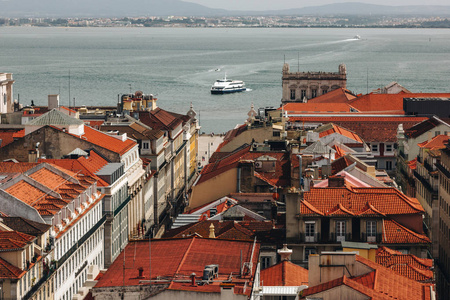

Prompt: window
[
  {"left": 305, "top": 248, "right": 316, "bottom": 262},
  {"left": 290, "top": 89, "right": 296, "bottom": 100},
  {"left": 367, "top": 221, "right": 377, "bottom": 242},
  {"left": 261, "top": 256, "right": 272, "bottom": 269},
  {"left": 371, "top": 143, "right": 378, "bottom": 152},
  {"left": 435, "top": 131, "right": 441, "bottom": 136},
  {"left": 386, "top": 160, "right": 393, "bottom": 170},
  {"left": 305, "top": 221, "right": 316, "bottom": 242},
  {"left": 311, "top": 89, "right": 317, "bottom": 98},
  {"left": 336, "top": 221, "right": 346, "bottom": 242},
  {"left": 301, "top": 90, "right": 307, "bottom": 99},
  {"left": 322, "top": 88, "right": 328, "bottom": 95},
  {"left": 385, "top": 144, "right": 393, "bottom": 152}
]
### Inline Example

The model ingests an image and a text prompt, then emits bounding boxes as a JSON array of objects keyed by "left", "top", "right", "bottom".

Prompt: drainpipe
[
  {"left": 237, "top": 167, "right": 241, "bottom": 193},
  {"left": 297, "top": 155, "right": 302, "bottom": 190}
]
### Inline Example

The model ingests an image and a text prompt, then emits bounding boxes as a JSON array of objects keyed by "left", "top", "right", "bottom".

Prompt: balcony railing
[
  {"left": 330, "top": 233, "right": 352, "bottom": 242},
  {"left": 299, "top": 233, "right": 321, "bottom": 243},
  {"left": 414, "top": 170, "right": 437, "bottom": 193},
  {"left": 361, "top": 233, "right": 383, "bottom": 243}
]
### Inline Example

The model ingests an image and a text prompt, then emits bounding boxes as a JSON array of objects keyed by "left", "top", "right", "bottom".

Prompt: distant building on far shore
[
  {"left": 282, "top": 63, "right": 347, "bottom": 104},
  {"left": 0, "top": 73, "right": 14, "bottom": 114}
]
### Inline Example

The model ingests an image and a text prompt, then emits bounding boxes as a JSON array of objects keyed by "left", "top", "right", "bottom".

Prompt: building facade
[
  {"left": 0, "top": 73, "right": 14, "bottom": 114},
  {"left": 281, "top": 63, "right": 347, "bottom": 103}
]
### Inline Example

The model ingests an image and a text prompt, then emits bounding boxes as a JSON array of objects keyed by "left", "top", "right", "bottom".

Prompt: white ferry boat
[{"left": 211, "top": 75, "right": 246, "bottom": 94}]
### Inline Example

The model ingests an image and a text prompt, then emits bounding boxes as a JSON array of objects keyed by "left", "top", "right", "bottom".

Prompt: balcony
[
  {"left": 299, "top": 233, "right": 321, "bottom": 243},
  {"left": 414, "top": 170, "right": 437, "bottom": 193},
  {"left": 361, "top": 233, "right": 383, "bottom": 243},
  {"left": 330, "top": 233, "right": 352, "bottom": 242}
]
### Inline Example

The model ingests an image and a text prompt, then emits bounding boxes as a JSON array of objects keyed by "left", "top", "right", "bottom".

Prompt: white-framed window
[
  {"left": 305, "top": 248, "right": 317, "bottom": 262},
  {"left": 143, "top": 141, "right": 149, "bottom": 149},
  {"left": 301, "top": 90, "right": 307, "bottom": 99},
  {"left": 336, "top": 220, "right": 346, "bottom": 242},
  {"left": 305, "top": 221, "right": 316, "bottom": 242},
  {"left": 311, "top": 89, "right": 317, "bottom": 98},
  {"left": 371, "top": 143, "right": 379, "bottom": 153},
  {"left": 367, "top": 220, "right": 377, "bottom": 242},
  {"left": 385, "top": 143, "right": 393, "bottom": 153}
]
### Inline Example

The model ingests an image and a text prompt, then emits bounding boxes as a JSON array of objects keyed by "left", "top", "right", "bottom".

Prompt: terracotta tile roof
[
  {"left": 197, "top": 145, "right": 251, "bottom": 184},
  {"left": 405, "top": 116, "right": 450, "bottom": 139},
  {"left": 306, "top": 88, "right": 357, "bottom": 103},
  {"left": 281, "top": 102, "right": 353, "bottom": 113},
  {"left": 348, "top": 93, "right": 450, "bottom": 114},
  {"left": 0, "top": 231, "right": 35, "bottom": 251},
  {"left": 418, "top": 134, "right": 449, "bottom": 150},
  {"left": 1, "top": 216, "right": 51, "bottom": 237},
  {"left": 288, "top": 116, "right": 427, "bottom": 142},
  {"left": 376, "top": 247, "right": 433, "bottom": 282},
  {"left": 79, "top": 126, "right": 137, "bottom": 156},
  {"left": 260, "top": 260, "right": 308, "bottom": 286},
  {"left": 5, "top": 181, "right": 48, "bottom": 207},
  {"left": 162, "top": 220, "right": 254, "bottom": 240},
  {"left": 0, "top": 257, "right": 25, "bottom": 279},
  {"left": 301, "top": 187, "right": 424, "bottom": 216},
  {"left": 318, "top": 123, "right": 363, "bottom": 143},
  {"left": 302, "top": 255, "right": 432, "bottom": 300},
  {"left": 40, "top": 151, "right": 109, "bottom": 187},
  {"left": 138, "top": 108, "right": 183, "bottom": 131},
  {"left": 94, "top": 237, "right": 260, "bottom": 296},
  {"left": 382, "top": 219, "right": 430, "bottom": 244},
  {"left": 0, "top": 162, "right": 38, "bottom": 174}
]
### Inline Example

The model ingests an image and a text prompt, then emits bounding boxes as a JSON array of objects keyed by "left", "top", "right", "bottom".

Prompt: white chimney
[
  {"left": 278, "top": 244, "right": 293, "bottom": 261},
  {"left": 48, "top": 94, "right": 59, "bottom": 110}
]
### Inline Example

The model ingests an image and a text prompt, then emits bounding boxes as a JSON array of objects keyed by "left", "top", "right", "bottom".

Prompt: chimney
[
  {"left": 328, "top": 175, "right": 345, "bottom": 188},
  {"left": 48, "top": 94, "right": 59, "bottom": 110},
  {"left": 209, "top": 223, "right": 216, "bottom": 238},
  {"left": 190, "top": 273, "right": 197, "bottom": 286},
  {"left": 278, "top": 244, "right": 293, "bottom": 261}
]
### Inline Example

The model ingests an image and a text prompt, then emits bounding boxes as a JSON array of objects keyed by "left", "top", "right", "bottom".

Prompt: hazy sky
[{"left": 184, "top": 0, "right": 447, "bottom": 11}]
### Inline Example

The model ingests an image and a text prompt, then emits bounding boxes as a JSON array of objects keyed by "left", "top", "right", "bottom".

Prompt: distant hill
[
  {"left": 1, "top": 0, "right": 450, "bottom": 18},
  {"left": 0, "top": 0, "right": 228, "bottom": 18},
  {"left": 277, "top": 2, "right": 450, "bottom": 16}
]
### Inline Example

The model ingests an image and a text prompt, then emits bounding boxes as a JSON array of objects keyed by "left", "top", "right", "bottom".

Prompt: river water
[{"left": 1, "top": 27, "right": 449, "bottom": 132}]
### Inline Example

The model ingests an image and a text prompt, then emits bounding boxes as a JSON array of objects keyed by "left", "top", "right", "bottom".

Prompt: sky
[{"left": 183, "top": 0, "right": 448, "bottom": 11}]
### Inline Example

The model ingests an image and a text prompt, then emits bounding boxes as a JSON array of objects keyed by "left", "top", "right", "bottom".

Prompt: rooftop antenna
[
  {"left": 149, "top": 233, "right": 152, "bottom": 285},
  {"left": 297, "top": 51, "right": 300, "bottom": 72},
  {"left": 366, "top": 66, "right": 369, "bottom": 94},
  {"left": 129, "top": 83, "right": 132, "bottom": 94},
  {"left": 68, "top": 69, "right": 71, "bottom": 111},
  {"left": 283, "top": 54, "right": 285, "bottom": 64}
]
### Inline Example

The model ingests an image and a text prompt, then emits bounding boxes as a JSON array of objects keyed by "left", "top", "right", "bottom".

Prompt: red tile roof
[
  {"left": 382, "top": 219, "right": 430, "bottom": 244},
  {"left": 281, "top": 103, "right": 353, "bottom": 113},
  {"left": 0, "top": 257, "right": 26, "bottom": 279},
  {"left": 405, "top": 116, "right": 450, "bottom": 139},
  {"left": 199, "top": 147, "right": 291, "bottom": 187},
  {"left": 162, "top": 220, "right": 254, "bottom": 241},
  {"left": 301, "top": 187, "right": 424, "bottom": 216},
  {"left": 376, "top": 247, "right": 433, "bottom": 282},
  {"left": 319, "top": 124, "right": 363, "bottom": 143},
  {"left": 302, "top": 255, "right": 432, "bottom": 300},
  {"left": 138, "top": 108, "right": 183, "bottom": 131},
  {"left": 348, "top": 93, "right": 450, "bottom": 114},
  {"left": 260, "top": 260, "right": 308, "bottom": 286},
  {"left": 306, "top": 88, "right": 357, "bottom": 103},
  {"left": 79, "top": 126, "right": 137, "bottom": 156},
  {"left": 288, "top": 116, "right": 427, "bottom": 142},
  {"left": 0, "top": 231, "right": 35, "bottom": 251},
  {"left": 40, "top": 151, "right": 109, "bottom": 186},
  {"left": 418, "top": 134, "right": 449, "bottom": 150},
  {"left": 94, "top": 237, "right": 260, "bottom": 296}
]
